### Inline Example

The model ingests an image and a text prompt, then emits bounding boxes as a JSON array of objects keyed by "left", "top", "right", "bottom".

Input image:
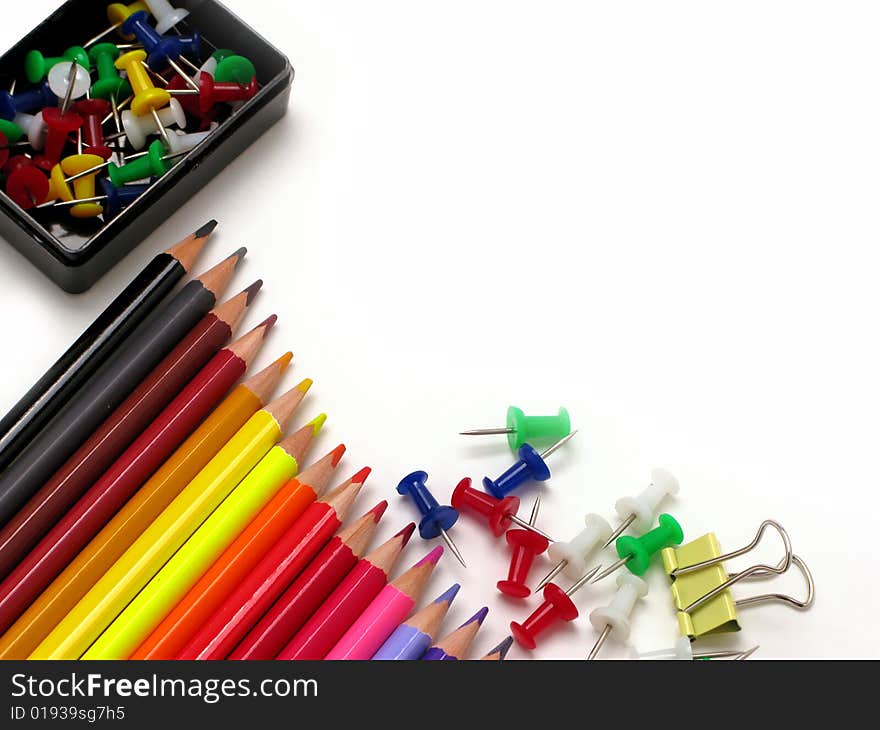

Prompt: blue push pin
[
  {"left": 482, "top": 431, "right": 578, "bottom": 499},
  {"left": 397, "top": 471, "right": 467, "bottom": 568},
  {"left": 99, "top": 178, "right": 150, "bottom": 217},
  {"left": 122, "top": 11, "right": 201, "bottom": 72},
  {"left": 0, "top": 81, "right": 57, "bottom": 121}
]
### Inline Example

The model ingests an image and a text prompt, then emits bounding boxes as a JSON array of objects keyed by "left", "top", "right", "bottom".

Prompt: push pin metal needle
[
  {"left": 451, "top": 477, "right": 552, "bottom": 540},
  {"left": 482, "top": 431, "right": 577, "bottom": 500},
  {"left": 536, "top": 513, "right": 612, "bottom": 591},
  {"left": 397, "top": 472, "right": 466, "bottom": 568},
  {"left": 60, "top": 143, "right": 191, "bottom": 185},
  {"left": 634, "top": 637, "right": 760, "bottom": 661},
  {"left": 587, "top": 573, "right": 648, "bottom": 660},
  {"left": 604, "top": 469, "right": 680, "bottom": 548},
  {"left": 461, "top": 406, "right": 571, "bottom": 452}
]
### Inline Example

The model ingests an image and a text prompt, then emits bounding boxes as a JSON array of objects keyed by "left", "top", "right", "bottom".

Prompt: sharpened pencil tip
[
  {"left": 258, "top": 314, "right": 278, "bottom": 331},
  {"left": 244, "top": 279, "right": 263, "bottom": 303},
  {"left": 417, "top": 545, "right": 444, "bottom": 567},
  {"left": 396, "top": 522, "right": 416, "bottom": 545},
  {"left": 368, "top": 500, "right": 388, "bottom": 522},
  {"left": 194, "top": 219, "right": 218, "bottom": 238},
  {"left": 464, "top": 607, "right": 489, "bottom": 627},
  {"left": 229, "top": 246, "right": 247, "bottom": 264},
  {"left": 329, "top": 444, "right": 346, "bottom": 466},
  {"left": 296, "top": 378, "right": 313, "bottom": 394},
  {"left": 351, "top": 466, "right": 371, "bottom": 484},
  {"left": 434, "top": 583, "right": 460, "bottom": 605},
  {"left": 308, "top": 413, "right": 327, "bottom": 435},
  {"left": 275, "top": 352, "right": 293, "bottom": 371},
  {"left": 489, "top": 636, "right": 514, "bottom": 661}
]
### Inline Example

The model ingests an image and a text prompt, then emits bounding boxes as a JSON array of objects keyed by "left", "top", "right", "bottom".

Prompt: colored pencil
[
  {"left": 29, "top": 382, "right": 306, "bottom": 660},
  {"left": 278, "top": 523, "right": 415, "bottom": 661},
  {"left": 0, "top": 354, "right": 290, "bottom": 660},
  {"left": 83, "top": 415, "right": 324, "bottom": 660},
  {"left": 479, "top": 636, "right": 514, "bottom": 661},
  {"left": 0, "top": 221, "right": 215, "bottom": 473},
  {"left": 0, "top": 282, "right": 259, "bottom": 581},
  {"left": 0, "top": 248, "right": 243, "bottom": 527},
  {"left": 371, "top": 584, "right": 460, "bottom": 661},
  {"left": 324, "top": 546, "right": 444, "bottom": 660},
  {"left": 421, "top": 607, "right": 489, "bottom": 660},
  {"left": 176, "top": 473, "right": 367, "bottom": 660},
  {"left": 0, "top": 319, "right": 271, "bottom": 637},
  {"left": 232, "top": 511, "right": 407, "bottom": 660},
  {"left": 131, "top": 444, "right": 346, "bottom": 660}
]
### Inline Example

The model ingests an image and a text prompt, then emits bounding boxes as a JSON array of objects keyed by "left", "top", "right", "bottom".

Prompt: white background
[{"left": 0, "top": 1, "right": 875, "bottom": 659}]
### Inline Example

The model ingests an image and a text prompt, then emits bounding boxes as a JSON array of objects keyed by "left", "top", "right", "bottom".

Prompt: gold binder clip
[{"left": 661, "top": 520, "right": 815, "bottom": 638}]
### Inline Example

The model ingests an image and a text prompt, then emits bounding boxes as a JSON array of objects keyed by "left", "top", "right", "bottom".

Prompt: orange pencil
[
  {"left": 0, "top": 355, "right": 290, "bottom": 660},
  {"left": 131, "top": 444, "right": 346, "bottom": 660}
]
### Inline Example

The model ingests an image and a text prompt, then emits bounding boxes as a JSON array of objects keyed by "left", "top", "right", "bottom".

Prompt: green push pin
[
  {"left": 211, "top": 49, "right": 238, "bottom": 65},
  {"left": 89, "top": 43, "right": 132, "bottom": 101},
  {"left": 108, "top": 139, "right": 172, "bottom": 187},
  {"left": 461, "top": 406, "right": 571, "bottom": 451},
  {"left": 0, "top": 119, "right": 25, "bottom": 145},
  {"left": 590, "top": 514, "right": 684, "bottom": 583},
  {"left": 25, "top": 46, "right": 90, "bottom": 84},
  {"left": 215, "top": 55, "right": 257, "bottom": 85}
]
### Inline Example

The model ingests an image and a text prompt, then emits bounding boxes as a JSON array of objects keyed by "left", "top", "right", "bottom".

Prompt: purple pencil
[
  {"left": 421, "top": 607, "right": 489, "bottom": 661},
  {"left": 371, "top": 584, "right": 460, "bottom": 660}
]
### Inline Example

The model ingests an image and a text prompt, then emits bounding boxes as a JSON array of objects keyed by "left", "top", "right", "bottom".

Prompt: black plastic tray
[{"left": 0, "top": 0, "right": 293, "bottom": 292}]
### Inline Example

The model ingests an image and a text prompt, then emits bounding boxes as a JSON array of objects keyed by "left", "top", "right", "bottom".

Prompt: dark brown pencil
[
  {"left": 0, "top": 221, "right": 216, "bottom": 474},
  {"left": 0, "top": 247, "right": 244, "bottom": 528}
]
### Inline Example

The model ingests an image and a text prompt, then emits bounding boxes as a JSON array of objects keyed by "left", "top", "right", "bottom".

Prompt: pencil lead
[
  {"left": 368, "top": 500, "right": 388, "bottom": 522},
  {"left": 297, "top": 378, "right": 314, "bottom": 394},
  {"left": 396, "top": 522, "right": 416, "bottom": 545},
  {"left": 351, "top": 466, "right": 371, "bottom": 484},
  {"left": 484, "top": 636, "right": 514, "bottom": 661},
  {"left": 307, "top": 413, "right": 327, "bottom": 436},
  {"left": 258, "top": 314, "right": 277, "bottom": 330},
  {"left": 194, "top": 219, "right": 218, "bottom": 238},
  {"left": 464, "top": 607, "right": 489, "bottom": 627},
  {"left": 434, "top": 583, "right": 461, "bottom": 605},
  {"left": 327, "top": 444, "right": 346, "bottom": 467},
  {"left": 417, "top": 545, "right": 444, "bottom": 567},
  {"left": 276, "top": 352, "right": 294, "bottom": 371},
  {"left": 230, "top": 246, "right": 247, "bottom": 263},
  {"left": 244, "top": 280, "right": 263, "bottom": 304}
]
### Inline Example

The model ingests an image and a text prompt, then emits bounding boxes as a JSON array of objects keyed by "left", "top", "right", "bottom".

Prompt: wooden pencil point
[
  {"left": 166, "top": 225, "right": 214, "bottom": 272},
  {"left": 244, "top": 280, "right": 263, "bottom": 304},
  {"left": 362, "top": 521, "right": 412, "bottom": 576},
  {"left": 209, "top": 284, "right": 259, "bottom": 333},
  {"left": 335, "top": 502, "right": 388, "bottom": 558},
  {"left": 240, "top": 353, "right": 292, "bottom": 404},
  {"left": 480, "top": 636, "right": 514, "bottom": 661},
  {"left": 194, "top": 252, "right": 245, "bottom": 300},
  {"left": 391, "top": 548, "right": 443, "bottom": 608},
  {"left": 428, "top": 607, "right": 488, "bottom": 660},
  {"left": 293, "top": 445, "right": 345, "bottom": 499},
  {"left": 320, "top": 476, "right": 365, "bottom": 525},
  {"left": 263, "top": 383, "right": 310, "bottom": 432},
  {"left": 277, "top": 418, "right": 322, "bottom": 464},
  {"left": 193, "top": 220, "right": 218, "bottom": 239},
  {"left": 226, "top": 326, "right": 273, "bottom": 369},
  {"left": 405, "top": 584, "right": 461, "bottom": 642}
]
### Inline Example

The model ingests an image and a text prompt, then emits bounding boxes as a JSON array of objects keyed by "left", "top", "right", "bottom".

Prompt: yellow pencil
[
  {"left": 82, "top": 412, "right": 324, "bottom": 660},
  {"left": 29, "top": 383, "right": 310, "bottom": 660}
]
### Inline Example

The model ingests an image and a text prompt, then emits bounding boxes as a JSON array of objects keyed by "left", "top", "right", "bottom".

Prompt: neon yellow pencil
[
  {"left": 29, "top": 382, "right": 310, "bottom": 660},
  {"left": 82, "top": 413, "right": 325, "bottom": 660}
]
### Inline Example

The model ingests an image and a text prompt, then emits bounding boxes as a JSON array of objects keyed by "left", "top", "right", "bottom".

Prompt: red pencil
[
  {"left": 0, "top": 278, "right": 255, "bottom": 582},
  {"left": 276, "top": 522, "right": 415, "bottom": 660},
  {"left": 231, "top": 514, "right": 412, "bottom": 660},
  {"left": 0, "top": 319, "right": 272, "bottom": 636},
  {"left": 176, "top": 472, "right": 367, "bottom": 660}
]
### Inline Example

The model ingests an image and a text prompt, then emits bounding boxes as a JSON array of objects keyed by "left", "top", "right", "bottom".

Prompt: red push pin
[
  {"left": 72, "top": 99, "right": 113, "bottom": 161},
  {"left": 497, "top": 496, "right": 550, "bottom": 599},
  {"left": 0, "top": 131, "right": 9, "bottom": 169},
  {"left": 509, "top": 564, "right": 602, "bottom": 650},
  {"left": 37, "top": 108, "right": 83, "bottom": 170},
  {"left": 451, "top": 478, "right": 551, "bottom": 540},
  {"left": 4, "top": 156, "right": 49, "bottom": 209},
  {"left": 166, "top": 75, "right": 217, "bottom": 129},
  {"left": 197, "top": 72, "right": 259, "bottom": 114}
]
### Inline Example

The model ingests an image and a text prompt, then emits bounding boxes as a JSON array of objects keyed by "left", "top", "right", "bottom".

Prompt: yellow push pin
[
  {"left": 45, "top": 164, "right": 74, "bottom": 204},
  {"left": 115, "top": 50, "right": 171, "bottom": 119},
  {"left": 60, "top": 154, "right": 105, "bottom": 218}
]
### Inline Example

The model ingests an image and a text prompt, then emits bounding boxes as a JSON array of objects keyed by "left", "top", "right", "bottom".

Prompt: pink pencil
[{"left": 324, "top": 546, "right": 442, "bottom": 660}]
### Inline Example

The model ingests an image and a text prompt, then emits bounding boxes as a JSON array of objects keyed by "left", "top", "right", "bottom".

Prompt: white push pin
[
  {"left": 144, "top": 0, "right": 190, "bottom": 34},
  {"left": 605, "top": 469, "right": 680, "bottom": 547},
  {"left": 121, "top": 98, "right": 187, "bottom": 149},
  {"left": 165, "top": 125, "right": 217, "bottom": 154},
  {"left": 587, "top": 573, "right": 648, "bottom": 660},
  {"left": 536, "top": 513, "right": 612, "bottom": 591},
  {"left": 632, "top": 636, "right": 758, "bottom": 661},
  {"left": 47, "top": 62, "right": 91, "bottom": 103},
  {"left": 13, "top": 112, "right": 48, "bottom": 150}
]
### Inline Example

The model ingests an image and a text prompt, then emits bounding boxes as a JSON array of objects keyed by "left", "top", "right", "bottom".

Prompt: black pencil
[
  {"left": 0, "top": 246, "right": 244, "bottom": 527},
  {"left": 0, "top": 221, "right": 217, "bottom": 474}
]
